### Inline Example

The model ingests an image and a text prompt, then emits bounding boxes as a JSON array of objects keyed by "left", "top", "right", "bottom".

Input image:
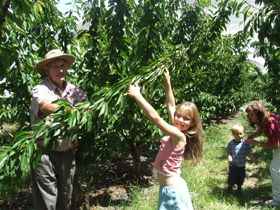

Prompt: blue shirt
[{"left": 226, "top": 139, "right": 251, "bottom": 167}]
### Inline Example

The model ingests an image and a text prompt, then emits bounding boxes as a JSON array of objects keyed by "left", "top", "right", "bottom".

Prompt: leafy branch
[{"left": 0, "top": 44, "right": 187, "bottom": 180}]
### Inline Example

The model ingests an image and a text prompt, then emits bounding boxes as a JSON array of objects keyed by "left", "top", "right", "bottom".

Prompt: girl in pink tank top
[{"left": 128, "top": 68, "right": 203, "bottom": 210}]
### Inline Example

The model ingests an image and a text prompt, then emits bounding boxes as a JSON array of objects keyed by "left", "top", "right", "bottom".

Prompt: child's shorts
[{"left": 158, "top": 177, "right": 193, "bottom": 210}]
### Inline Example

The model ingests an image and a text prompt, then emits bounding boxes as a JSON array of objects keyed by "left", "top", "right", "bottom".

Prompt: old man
[{"left": 30, "top": 49, "right": 88, "bottom": 210}]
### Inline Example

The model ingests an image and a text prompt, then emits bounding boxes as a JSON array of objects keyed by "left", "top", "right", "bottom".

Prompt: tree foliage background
[{"left": 0, "top": 0, "right": 276, "bottom": 189}]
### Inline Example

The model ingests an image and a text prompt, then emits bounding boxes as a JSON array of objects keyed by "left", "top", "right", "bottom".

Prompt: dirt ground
[{"left": 0, "top": 154, "right": 157, "bottom": 210}]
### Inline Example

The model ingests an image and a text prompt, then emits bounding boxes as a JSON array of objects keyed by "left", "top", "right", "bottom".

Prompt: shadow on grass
[
  {"left": 210, "top": 161, "right": 275, "bottom": 209},
  {"left": 214, "top": 184, "right": 272, "bottom": 208}
]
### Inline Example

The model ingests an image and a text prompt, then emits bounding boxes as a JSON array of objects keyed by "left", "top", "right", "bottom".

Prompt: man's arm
[{"left": 39, "top": 99, "right": 59, "bottom": 116}]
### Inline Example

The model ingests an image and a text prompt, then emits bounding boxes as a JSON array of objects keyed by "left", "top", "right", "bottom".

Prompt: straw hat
[{"left": 36, "top": 49, "right": 76, "bottom": 76}]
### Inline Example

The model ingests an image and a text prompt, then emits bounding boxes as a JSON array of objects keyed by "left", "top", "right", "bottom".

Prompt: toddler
[{"left": 226, "top": 124, "right": 259, "bottom": 193}]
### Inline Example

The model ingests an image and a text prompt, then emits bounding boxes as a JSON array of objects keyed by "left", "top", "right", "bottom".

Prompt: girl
[
  {"left": 128, "top": 69, "right": 203, "bottom": 210},
  {"left": 246, "top": 101, "right": 280, "bottom": 207}
]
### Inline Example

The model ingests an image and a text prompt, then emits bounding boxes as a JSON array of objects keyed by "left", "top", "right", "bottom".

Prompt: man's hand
[{"left": 40, "top": 99, "right": 59, "bottom": 116}]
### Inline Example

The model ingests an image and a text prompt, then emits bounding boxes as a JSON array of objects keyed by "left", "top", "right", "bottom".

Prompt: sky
[
  {"left": 223, "top": 1, "right": 265, "bottom": 70},
  {"left": 56, "top": 0, "right": 265, "bottom": 70},
  {"left": 57, "top": 0, "right": 72, "bottom": 13}
]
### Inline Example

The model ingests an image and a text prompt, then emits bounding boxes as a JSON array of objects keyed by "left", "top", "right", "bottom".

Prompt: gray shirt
[{"left": 30, "top": 77, "right": 88, "bottom": 151}]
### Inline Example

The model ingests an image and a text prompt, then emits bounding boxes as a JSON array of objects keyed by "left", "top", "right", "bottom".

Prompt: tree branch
[
  {"left": 0, "top": 0, "right": 12, "bottom": 28},
  {"left": 244, "top": 1, "right": 261, "bottom": 11}
]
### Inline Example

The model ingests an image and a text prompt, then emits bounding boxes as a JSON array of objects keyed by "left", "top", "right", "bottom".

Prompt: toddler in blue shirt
[{"left": 226, "top": 124, "right": 259, "bottom": 193}]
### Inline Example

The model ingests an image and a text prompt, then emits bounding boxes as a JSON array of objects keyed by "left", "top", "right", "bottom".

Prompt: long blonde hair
[{"left": 175, "top": 102, "right": 204, "bottom": 164}]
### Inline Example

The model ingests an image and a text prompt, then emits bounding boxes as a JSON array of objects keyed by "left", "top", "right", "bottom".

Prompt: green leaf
[
  {"left": 98, "top": 102, "right": 108, "bottom": 117},
  {"left": 20, "top": 154, "right": 27, "bottom": 172},
  {"left": 0, "top": 156, "right": 8, "bottom": 169},
  {"left": 86, "top": 114, "right": 93, "bottom": 132},
  {"left": 53, "top": 129, "right": 61, "bottom": 137}
]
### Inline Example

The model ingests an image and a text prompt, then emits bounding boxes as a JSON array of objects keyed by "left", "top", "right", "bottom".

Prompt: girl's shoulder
[
  {"left": 270, "top": 113, "right": 280, "bottom": 121},
  {"left": 161, "top": 136, "right": 170, "bottom": 142},
  {"left": 266, "top": 113, "right": 280, "bottom": 128}
]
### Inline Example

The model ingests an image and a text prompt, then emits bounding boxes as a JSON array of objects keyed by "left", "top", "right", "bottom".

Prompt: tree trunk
[
  {"left": 71, "top": 167, "right": 80, "bottom": 210},
  {"left": 0, "top": 0, "right": 12, "bottom": 28},
  {"left": 128, "top": 140, "right": 141, "bottom": 176}
]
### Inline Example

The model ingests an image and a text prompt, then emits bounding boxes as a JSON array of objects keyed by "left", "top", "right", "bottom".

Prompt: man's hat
[{"left": 36, "top": 49, "right": 75, "bottom": 76}]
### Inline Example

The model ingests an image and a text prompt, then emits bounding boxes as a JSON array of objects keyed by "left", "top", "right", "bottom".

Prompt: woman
[{"left": 246, "top": 101, "right": 280, "bottom": 207}]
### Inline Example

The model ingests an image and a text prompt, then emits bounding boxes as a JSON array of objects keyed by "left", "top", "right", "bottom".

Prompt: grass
[{"left": 124, "top": 110, "right": 277, "bottom": 210}]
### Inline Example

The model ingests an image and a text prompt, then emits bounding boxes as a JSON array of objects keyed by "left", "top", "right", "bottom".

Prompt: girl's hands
[{"left": 128, "top": 84, "right": 142, "bottom": 98}]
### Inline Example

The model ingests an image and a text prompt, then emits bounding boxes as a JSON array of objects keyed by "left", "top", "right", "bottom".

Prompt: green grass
[{"left": 124, "top": 110, "right": 277, "bottom": 210}]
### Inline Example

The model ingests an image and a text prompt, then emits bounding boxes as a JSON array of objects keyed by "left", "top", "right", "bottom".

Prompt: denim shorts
[{"left": 158, "top": 177, "right": 194, "bottom": 210}]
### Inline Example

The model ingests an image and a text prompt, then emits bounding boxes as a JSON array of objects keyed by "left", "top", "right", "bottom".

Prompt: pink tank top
[{"left": 153, "top": 136, "right": 185, "bottom": 176}]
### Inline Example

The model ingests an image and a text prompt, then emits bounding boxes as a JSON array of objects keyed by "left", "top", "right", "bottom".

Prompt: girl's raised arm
[
  {"left": 128, "top": 84, "right": 184, "bottom": 142},
  {"left": 164, "top": 68, "right": 176, "bottom": 124}
]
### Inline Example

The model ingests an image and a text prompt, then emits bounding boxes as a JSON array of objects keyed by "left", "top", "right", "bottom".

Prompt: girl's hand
[
  {"left": 128, "top": 84, "right": 142, "bottom": 98},
  {"left": 164, "top": 68, "right": 170, "bottom": 81}
]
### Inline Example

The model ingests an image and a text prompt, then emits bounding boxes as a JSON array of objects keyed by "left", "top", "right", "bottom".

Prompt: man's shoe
[
  {"left": 265, "top": 199, "right": 280, "bottom": 206},
  {"left": 226, "top": 187, "right": 233, "bottom": 194}
]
